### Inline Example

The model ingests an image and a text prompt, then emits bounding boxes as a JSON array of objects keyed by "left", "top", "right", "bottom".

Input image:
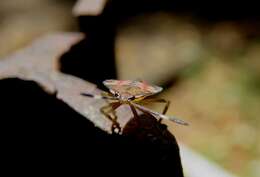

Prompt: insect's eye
[
  {"left": 114, "top": 92, "right": 119, "bottom": 97},
  {"left": 128, "top": 96, "right": 135, "bottom": 101}
]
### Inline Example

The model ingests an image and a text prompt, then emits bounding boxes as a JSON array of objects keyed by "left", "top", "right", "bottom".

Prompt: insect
[{"left": 81, "top": 79, "right": 188, "bottom": 133}]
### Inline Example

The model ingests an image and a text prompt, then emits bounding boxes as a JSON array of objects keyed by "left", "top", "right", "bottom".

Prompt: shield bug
[{"left": 81, "top": 79, "right": 188, "bottom": 133}]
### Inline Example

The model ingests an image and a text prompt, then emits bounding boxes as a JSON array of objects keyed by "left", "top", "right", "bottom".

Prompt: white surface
[{"left": 180, "top": 144, "right": 238, "bottom": 177}]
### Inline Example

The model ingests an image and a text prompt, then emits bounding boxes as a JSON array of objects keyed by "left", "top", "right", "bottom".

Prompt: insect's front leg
[
  {"left": 100, "top": 102, "right": 122, "bottom": 134},
  {"left": 129, "top": 103, "right": 139, "bottom": 118},
  {"left": 101, "top": 91, "right": 114, "bottom": 98}
]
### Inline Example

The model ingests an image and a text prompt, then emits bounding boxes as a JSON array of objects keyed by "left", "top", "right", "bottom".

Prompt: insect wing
[{"left": 103, "top": 79, "right": 163, "bottom": 97}]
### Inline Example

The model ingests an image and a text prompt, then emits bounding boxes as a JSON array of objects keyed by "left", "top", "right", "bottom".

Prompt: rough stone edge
[{"left": 0, "top": 32, "right": 133, "bottom": 133}]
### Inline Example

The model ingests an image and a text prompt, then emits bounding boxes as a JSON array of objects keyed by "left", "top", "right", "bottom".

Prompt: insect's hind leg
[
  {"left": 161, "top": 100, "right": 170, "bottom": 115},
  {"left": 159, "top": 99, "right": 170, "bottom": 123},
  {"left": 100, "top": 102, "right": 122, "bottom": 133}
]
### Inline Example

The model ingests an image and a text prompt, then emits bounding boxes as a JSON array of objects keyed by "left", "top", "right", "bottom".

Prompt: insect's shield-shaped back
[{"left": 103, "top": 79, "right": 163, "bottom": 97}]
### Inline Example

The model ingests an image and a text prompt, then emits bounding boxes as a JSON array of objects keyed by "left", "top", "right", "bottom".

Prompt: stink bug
[{"left": 81, "top": 79, "right": 188, "bottom": 133}]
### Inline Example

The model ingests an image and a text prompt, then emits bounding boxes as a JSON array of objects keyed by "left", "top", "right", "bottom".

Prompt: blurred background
[
  {"left": 116, "top": 12, "right": 260, "bottom": 177},
  {"left": 0, "top": 0, "right": 76, "bottom": 58},
  {"left": 1, "top": 1, "right": 259, "bottom": 177}
]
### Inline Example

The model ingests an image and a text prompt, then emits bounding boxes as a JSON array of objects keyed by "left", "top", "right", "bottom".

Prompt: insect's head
[{"left": 110, "top": 89, "right": 135, "bottom": 102}]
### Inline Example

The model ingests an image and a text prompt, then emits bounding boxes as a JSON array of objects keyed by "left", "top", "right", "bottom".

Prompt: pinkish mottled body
[{"left": 103, "top": 79, "right": 162, "bottom": 102}]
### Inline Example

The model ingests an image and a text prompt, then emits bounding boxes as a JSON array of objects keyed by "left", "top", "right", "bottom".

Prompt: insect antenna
[
  {"left": 80, "top": 92, "right": 117, "bottom": 100},
  {"left": 132, "top": 102, "right": 189, "bottom": 126}
]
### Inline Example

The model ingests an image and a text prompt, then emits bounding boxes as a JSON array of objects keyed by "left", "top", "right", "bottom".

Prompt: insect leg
[
  {"left": 131, "top": 103, "right": 155, "bottom": 119},
  {"left": 109, "top": 101, "right": 122, "bottom": 121},
  {"left": 140, "top": 98, "right": 170, "bottom": 115},
  {"left": 128, "top": 103, "right": 139, "bottom": 118},
  {"left": 139, "top": 98, "right": 170, "bottom": 122},
  {"left": 132, "top": 102, "right": 189, "bottom": 126},
  {"left": 100, "top": 102, "right": 122, "bottom": 133},
  {"left": 101, "top": 91, "right": 114, "bottom": 98}
]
